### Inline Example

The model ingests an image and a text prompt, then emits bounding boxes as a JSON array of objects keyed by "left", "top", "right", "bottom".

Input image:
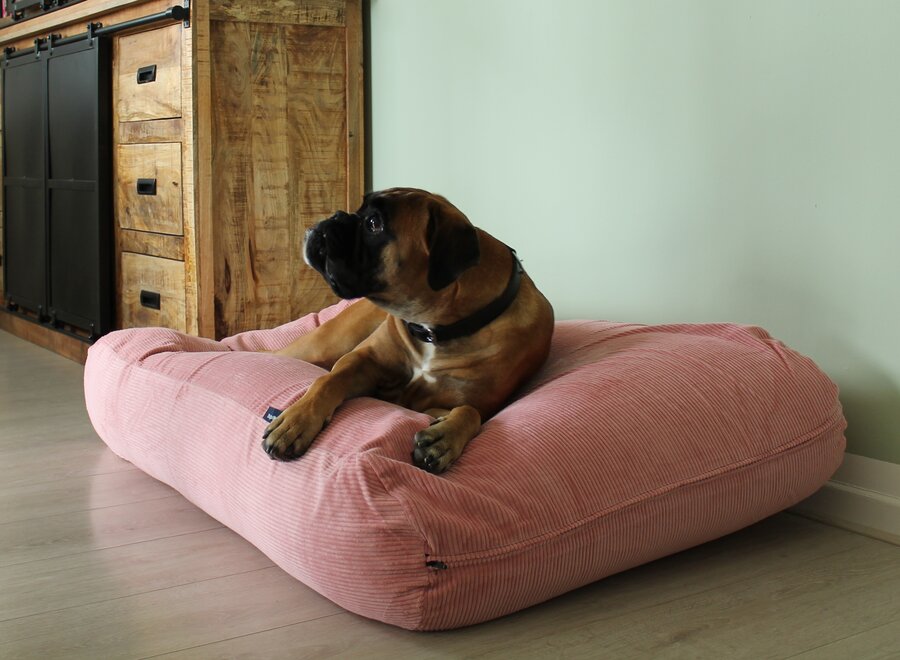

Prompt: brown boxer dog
[{"left": 261, "top": 188, "right": 554, "bottom": 473}]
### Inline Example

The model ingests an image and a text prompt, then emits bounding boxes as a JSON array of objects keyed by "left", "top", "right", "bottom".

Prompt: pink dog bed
[{"left": 84, "top": 301, "right": 845, "bottom": 630}]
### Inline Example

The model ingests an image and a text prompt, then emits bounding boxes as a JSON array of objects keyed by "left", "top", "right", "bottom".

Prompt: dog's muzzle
[{"left": 303, "top": 212, "right": 382, "bottom": 299}]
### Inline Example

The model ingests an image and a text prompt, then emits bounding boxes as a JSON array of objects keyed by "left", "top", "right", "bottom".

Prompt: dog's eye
[{"left": 365, "top": 215, "right": 384, "bottom": 234}]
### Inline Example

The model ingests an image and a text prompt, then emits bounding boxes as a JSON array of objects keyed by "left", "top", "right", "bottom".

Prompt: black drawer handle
[
  {"left": 137, "top": 64, "right": 157, "bottom": 84},
  {"left": 137, "top": 178, "right": 157, "bottom": 196},
  {"left": 140, "top": 290, "right": 161, "bottom": 310}
]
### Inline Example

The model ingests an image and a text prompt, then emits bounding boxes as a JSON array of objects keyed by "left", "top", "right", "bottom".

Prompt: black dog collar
[{"left": 404, "top": 248, "right": 524, "bottom": 344}]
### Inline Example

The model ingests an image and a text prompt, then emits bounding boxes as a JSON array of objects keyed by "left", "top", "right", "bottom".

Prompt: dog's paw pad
[
  {"left": 412, "top": 434, "right": 454, "bottom": 474},
  {"left": 414, "top": 428, "right": 442, "bottom": 448},
  {"left": 412, "top": 448, "right": 450, "bottom": 474}
]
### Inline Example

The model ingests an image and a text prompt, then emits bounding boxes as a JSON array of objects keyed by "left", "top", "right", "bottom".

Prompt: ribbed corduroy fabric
[{"left": 84, "top": 301, "right": 845, "bottom": 630}]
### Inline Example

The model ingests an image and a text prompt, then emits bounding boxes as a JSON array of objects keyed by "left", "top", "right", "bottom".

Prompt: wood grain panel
[
  {"left": 117, "top": 118, "right": 183, "bottom": 144},
  {"left": 119, "top": 252, "right": 186, "bottom": 331},
  {"left": 179, "top": 16, "right": 204, "bottom": 337},
  {"left": 0, "top": 206, "right": 4, "bottom": 301},
  {"left": 116, "top": 142, "right": 183, "bottom": 235},
  {"left": 209, "top": 21, "right": 342, "bottom": 338},
  {"left": 0, "top": 123, "right": 3, "bottom": 300},
  {"left": 119, "top": 229, "right": 184, "bottom": 260},
  {"left": 209, "top": 0, "right": 346, "bottom": 26},
  {"left": 192, "top": 0, "right": 216, "bottom": 339},
  {"left": 115, "top": 23, "right": 182, "bottom": 122},
  {"left": 345, "top": 0, "right": 364, "bottom": 207}
]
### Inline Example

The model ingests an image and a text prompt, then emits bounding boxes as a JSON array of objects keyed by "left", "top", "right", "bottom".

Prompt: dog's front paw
[
  {"left": 261, "top": 399, "right": 328, "bottom": 461},
  {"left": 412, "top": 417, "right": 464, "bottom": 474}
]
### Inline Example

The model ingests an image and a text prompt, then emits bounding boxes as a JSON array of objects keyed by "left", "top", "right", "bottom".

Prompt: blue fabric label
[{"left": 263, "top": 406, "right": 283, "bottom": 423}]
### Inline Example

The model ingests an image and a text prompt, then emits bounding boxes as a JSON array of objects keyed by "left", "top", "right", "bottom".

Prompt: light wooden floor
[{"left": 1, "top": 329, "right": 898, "bottom": 660}]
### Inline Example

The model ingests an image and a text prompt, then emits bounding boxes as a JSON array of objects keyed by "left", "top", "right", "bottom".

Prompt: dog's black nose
[
  {"left": 320, "top": 211, "right": 359, "bottom": 258},
  {"left": 330, "top": 210, "right": 354, "bottom": 223}
]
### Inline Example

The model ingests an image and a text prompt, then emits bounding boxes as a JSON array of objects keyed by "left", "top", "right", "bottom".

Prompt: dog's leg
[
  {"left": 262, "top": 348, "right": 390, "bottom": 461},
  {"left": 271, "top": 300, "right": 388, "bottom": 369},
  {"left": 412, "top": 406, "right": 482, "bottom": 474}
]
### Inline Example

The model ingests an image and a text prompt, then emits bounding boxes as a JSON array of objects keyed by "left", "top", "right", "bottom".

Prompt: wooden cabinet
[
  {"left": 114, "top": 23, "right": 182, "bottom": 122},
  {"left": 0, "top": 0, "right": 362, "bottom": 360},
  {"left": 116, "top": 142, "right": 184, "bottom": 235},
  {"left": 120, "top": 251, "right": 186, "bottom": 332}
]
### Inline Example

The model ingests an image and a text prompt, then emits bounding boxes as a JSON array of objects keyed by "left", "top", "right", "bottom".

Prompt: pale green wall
[{"left": 367, "top": 0, "right": 900, "bottom": 464}]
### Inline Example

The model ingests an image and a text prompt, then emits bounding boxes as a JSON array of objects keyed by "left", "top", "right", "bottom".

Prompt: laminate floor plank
[
  {"left": 0, "top": 439, "right": 136, "bottom": 490},
  {"left": 0, "top": 468, "right": 177, "bottom": 525},
  {"left": 506, "top": 540, "right": 900, "bottom": 659},
  {"left": 0, "top": 527, "right": 274, "bottom": 621},
  {"left": 0, "top": 566, "right": 342, "bottom": 660},
  {"left": 0, "top": 399, "right": 90, "bottom": 429},
  {"left": 786, "top": 619, "right": 900, "bottom": 659},
  {"left": 151, "top": 514, "right": 890, "bottom": 660},
  {"left": 0, "top": 495, "right": 223, "bottom": 568}
]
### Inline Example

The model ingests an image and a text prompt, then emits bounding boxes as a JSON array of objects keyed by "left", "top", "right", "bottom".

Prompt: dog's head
[{"left": 304, "top": 188, "right": 481, "bottom": 315}]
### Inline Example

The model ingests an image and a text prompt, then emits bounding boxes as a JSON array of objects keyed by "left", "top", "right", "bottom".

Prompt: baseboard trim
[
  {"left": 792, "top": 453, "right": 900, "bottom": 545},
  {"left": 0, "top": 309, "right": 89, "bottom": 364}
]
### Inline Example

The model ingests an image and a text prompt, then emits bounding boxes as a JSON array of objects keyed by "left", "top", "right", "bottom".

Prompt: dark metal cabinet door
[
  {"left": 46, "top": 39, "right": 112, "bottom": 335},
  {"left": 2, "top": 57, "right": 46, "bottom": 315},
  {"left": 2, "top": 38, "right": 111, "bottom": 336}
]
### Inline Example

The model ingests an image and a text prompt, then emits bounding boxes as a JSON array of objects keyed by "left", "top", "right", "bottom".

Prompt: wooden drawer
[
  {"left": 115, "top": 24, "right": 182, "bottom": 122},
  {"left": 120, "top": 252, "right": 186, "bottom": 332},
  {"left": 116, "top": 142, "right": 183, "bottom": 235}
]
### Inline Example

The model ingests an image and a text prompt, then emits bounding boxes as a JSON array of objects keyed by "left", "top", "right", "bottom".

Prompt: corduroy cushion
[{"left": 84, "top": 301, "right": 845, "bottom": 630}]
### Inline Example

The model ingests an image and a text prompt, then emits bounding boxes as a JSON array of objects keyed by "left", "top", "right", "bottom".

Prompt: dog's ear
[{"left": 426, "top": 203, "right": 481, "bottom": 291}]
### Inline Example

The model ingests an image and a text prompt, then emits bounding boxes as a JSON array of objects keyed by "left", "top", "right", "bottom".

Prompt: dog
[{"left": 261, "top": 188, "right": 554, "bottom": 473}]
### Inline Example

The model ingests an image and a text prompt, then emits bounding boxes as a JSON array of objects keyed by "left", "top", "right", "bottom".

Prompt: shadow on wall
[
  {"left": 733, "top": 271, "right": 900, "bottom": 465},
  {"left": 839, "top": 372, "right": 900, "bottom": 465}
]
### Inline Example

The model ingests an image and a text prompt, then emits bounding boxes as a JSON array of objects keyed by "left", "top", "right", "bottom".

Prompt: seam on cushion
[
  {"left": 96, "top": 341, "right": 280, "bottom": 419},
  {"left": 93, "top": 341, "right": 357, "bottom": 463},
  {"left": 359, "top": 453, "right": 432, "bottom": 630},
  {"left": 428, "top": 406, "right": 846, "bottom": 566},
  {"left": 361, "top": 454, "right": 433, "bottom": 556},
  {"left": 129, "top": 337, "right": 232, "bottom": 365}
]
